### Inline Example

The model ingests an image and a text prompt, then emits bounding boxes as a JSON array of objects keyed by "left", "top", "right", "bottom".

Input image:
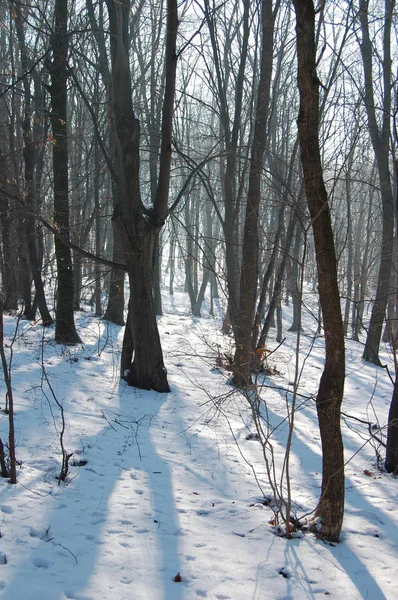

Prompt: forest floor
[{"left": 0, "top": 288, "right": 397, "bottom": 600}]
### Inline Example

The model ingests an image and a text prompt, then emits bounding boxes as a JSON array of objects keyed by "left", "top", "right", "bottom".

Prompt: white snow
[{"left": 0, "top": 289, "right": 397, "bottom": 599}]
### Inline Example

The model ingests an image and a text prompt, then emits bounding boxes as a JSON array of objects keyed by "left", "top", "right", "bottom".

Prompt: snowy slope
[{"left": 0, "top": 291, "right": 397, "bottom": 600}]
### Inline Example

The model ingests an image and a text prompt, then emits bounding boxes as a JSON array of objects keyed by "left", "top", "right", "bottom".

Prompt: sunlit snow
[{"left": 0, "top": 288, "right": 396, "bottom": 600}]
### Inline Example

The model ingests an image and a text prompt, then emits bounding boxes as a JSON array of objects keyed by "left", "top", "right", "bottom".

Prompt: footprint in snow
[
  {"left": 32, "top": 557, "right": 50, "bottom": 569},
  {"left": 0, "top": 505, "right": 13, "bottom": 514},
  {"left": 122, "top": 501, "right": 137, "bottom": 508},
  {"left": 106, "top": 528, "right": 123, "bottom": 535},
  {"left": 29, "top": 527, "right": 41, "bottom": 538},
  {"left": 89, "top": 517, "right": 106, "bottom": 526},
  {"left": 134, "top": 528, "right": 148, "bottom": 534}
]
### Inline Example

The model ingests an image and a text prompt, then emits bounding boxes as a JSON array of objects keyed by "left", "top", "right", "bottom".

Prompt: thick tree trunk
[
  {"left": 48, "top": 0, "right": 80, "bottom": 344},
  {"left": 153, "top": 239, "right": 163, "bottom": 316},
  {"left": 121, "top": 226, "right": 169, "bottom": 392},
  {"left": 385, "top": 376, "right": 398, "bottom": 473},
  {"left": 293, "top": 0, "right": 345, "bottom": 542},
  {"left": 106, "top": 0, "right": 177, "bottom": 391}
]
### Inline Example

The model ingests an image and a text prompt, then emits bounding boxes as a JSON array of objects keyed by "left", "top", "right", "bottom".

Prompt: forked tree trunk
[
  {"left": 120, "top": 226, "right": 168, "bottom": 391},
  {"left": 293, "top": 0, "right": 345, "bottom": 542},
  {"left": 106, "top": 0, "right": 177, "bottom": 392}
]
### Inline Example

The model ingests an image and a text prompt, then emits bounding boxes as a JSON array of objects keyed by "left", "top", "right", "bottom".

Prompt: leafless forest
[{"left": 0, "top": 0, "right": 397, "bottom": 542}]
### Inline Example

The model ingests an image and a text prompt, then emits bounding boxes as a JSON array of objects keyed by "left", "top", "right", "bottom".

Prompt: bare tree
[
  {"left": 105, "top": 0, "right": 177, "bottom": 391},
  {"left": 293, "top": 0, "right": 345, "bottom": 542},
  {"left": 359, "top": 0, "right": 395, "bottom": 365},
  {"left": 47, "top": 0, "right": 80, "bottom": 343},
  {"left": 86, "top": 0, "right": 126, "bottom": 326},
  {"left": 14, "top": 4, "right": 53, "bottom": 326},
  {"left": 232, "top": 0, "right": 278, "bottom": 387}
]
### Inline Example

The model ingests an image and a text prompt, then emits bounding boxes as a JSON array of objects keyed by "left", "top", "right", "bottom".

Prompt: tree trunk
[
  {"left": 86, "top": 0, "right": 125, "bottom": 326},
  {"left": 253, "top": 204, "right": 285, "bottom": 348},
  {"left": 359, "top": 0, "right": 395, "bottom": 365},
  {"left": 293, "top": 0, "right": 345, "bottom": 542},
  {"left": 0, "top": 152, "right": 18, "bottom": 310},
  {"left": 257, "top": 211, "right": 296, "bottom": 351},
  {"left": 48, "top": 0, "right": 80, "bottom": 344},
  {"left": 386, "top": 372, "right": 398, "bottom": 473},
  {"left": 104, "top": 223, "right": 125, "bottom": 325},
  {"left": 153, "top": 238, "right": 163, "bottom": 316},
  {"left": 121, "top": 226, "right": 169, "bottom": 391},
  {"left": 17, "top": 214, "right": 33, "bottom": 319},
  {"left": 288, "top": 220, "right": 304, "bottom": 332},
  {"left": 232, "top": 0, "right": 276, "bottom": 386},
  {"left": 0, "top": 296, "right": 17, "bottom": 483},
  {"left": 106, "top": 0, "right": 177, "bottom": 391}
]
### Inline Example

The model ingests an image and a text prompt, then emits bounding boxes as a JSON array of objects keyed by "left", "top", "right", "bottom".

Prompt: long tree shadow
[
  {"left": 117, "top": 386, "right": 185, "bottom": 600},
  {"left": 1, "top": 313, "right": 395, "bottom": 600},
  {"left": 1, "top": 381, "right": 184, "bottom": 600},
  {"left": 247, "top": 379, "right": 392, "bottom": 599},
  {"left": 0, "top": 309, "right": 185, "bottom": 600}
]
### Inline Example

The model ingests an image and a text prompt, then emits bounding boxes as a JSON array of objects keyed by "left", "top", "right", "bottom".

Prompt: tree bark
[
  {"left": 257, "top": 211, "right": 297, "bottom": 351},
  {"left": 87, "top": 0, "right": 125, "bottom": 326},
  {"left": 0, "top": 152, "right": 18, "bottom": 311},
  {"left": 232, "top": 0, "right": 276, "bottom": 387},
  {"left": 293, "top": 0, "right": 345, "bottom": 542},
  {"left": 48, "top": 0, "right": 80, "bottom": 344},
  {"left": 15, "top": 9, "right": 53, "bottom": 326},
  {"left": 106, "top": 0, "right": 177, "bottom": 391},
  {"left": 385, "top": 376, "right": 398, "bottom": 473},
  {"left": 359, "top": 0, "right": 395, "bottom": 365}
]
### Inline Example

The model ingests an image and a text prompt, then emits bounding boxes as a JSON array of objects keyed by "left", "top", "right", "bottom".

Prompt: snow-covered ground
[{"left": 0, "top": 289, "right": 397, "bottom": 599}]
